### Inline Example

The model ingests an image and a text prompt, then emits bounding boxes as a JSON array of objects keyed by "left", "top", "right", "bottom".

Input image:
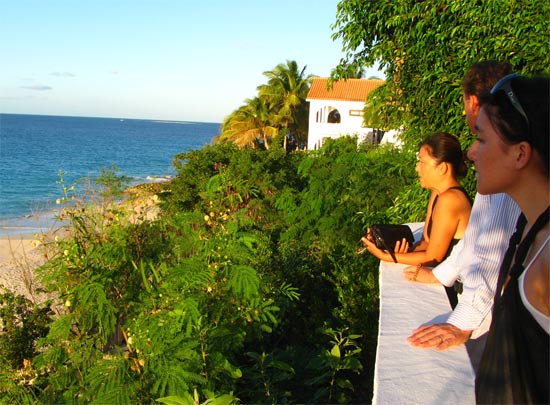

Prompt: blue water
[{"left": 0, "top": 114, "right": 219, "bottom": 234}]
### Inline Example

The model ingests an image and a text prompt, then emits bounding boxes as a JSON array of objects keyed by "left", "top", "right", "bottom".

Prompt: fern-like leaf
[{"left": 227, "top": 265, "right": 259, "bottom": 300}]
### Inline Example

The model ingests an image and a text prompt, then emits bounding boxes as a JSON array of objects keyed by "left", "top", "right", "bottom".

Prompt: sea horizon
[
  {"left": 0, "top": 113, "right": 220, "bottom": 235},
  {"left": 3, "top": 112, "right": 222, "bottom": 125}
]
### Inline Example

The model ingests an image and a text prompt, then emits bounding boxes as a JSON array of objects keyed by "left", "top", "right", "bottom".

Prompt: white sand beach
[{"left": 0, "top": 234, "right": 48, "bottom": 301}]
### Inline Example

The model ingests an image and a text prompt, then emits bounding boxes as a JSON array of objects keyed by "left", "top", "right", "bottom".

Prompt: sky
[{"left": 0, "top": 0, "right": 383, "bottom": 124}]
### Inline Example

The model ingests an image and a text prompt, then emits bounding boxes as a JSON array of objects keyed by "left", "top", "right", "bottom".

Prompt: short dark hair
[
  {"left": 420, "top": 132, "right": 468, "bottom": 178},
  {"left": 480, "top": 75, "right": 549, "bottom": 175},
  {"left": 461, "top": 61, "right": 512, "bottom": 98}
]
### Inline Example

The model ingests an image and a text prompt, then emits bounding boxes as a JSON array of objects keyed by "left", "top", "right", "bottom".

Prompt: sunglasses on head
[{"left": 490, "top": 73, "right": 530, "bottom": 129}]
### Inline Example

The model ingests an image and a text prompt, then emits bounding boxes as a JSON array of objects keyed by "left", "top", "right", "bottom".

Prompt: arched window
[{"left": 327, "top": 108, "right": 341, "bottom": 124}]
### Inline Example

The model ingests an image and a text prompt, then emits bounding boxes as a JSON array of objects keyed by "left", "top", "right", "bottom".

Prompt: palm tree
[
  {"left": 257, "top": 60, "right": 313, "bottom": 150},
  {"left": 219, "top": 97, "right": 278, "bottom": 149}
]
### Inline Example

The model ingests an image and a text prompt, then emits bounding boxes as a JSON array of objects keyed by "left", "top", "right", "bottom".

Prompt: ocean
[{"left": 0, "top": 114, "right": 219, "bottom": 235}]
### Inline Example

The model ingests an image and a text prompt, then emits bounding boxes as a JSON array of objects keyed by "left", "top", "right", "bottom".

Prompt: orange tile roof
[{"left": 307, "top": 78, "right": 384, "bottom": 102}]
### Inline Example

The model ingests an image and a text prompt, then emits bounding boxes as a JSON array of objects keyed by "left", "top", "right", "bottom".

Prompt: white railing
[{"left": 372, "top": 223, "right": 475, "bottom": 404}]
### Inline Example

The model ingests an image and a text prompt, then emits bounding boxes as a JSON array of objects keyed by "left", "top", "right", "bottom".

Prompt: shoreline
[
  {"left": 0, "top": 209, "right": 60, "bottom": 237},
  {"left": 0, "top": 189, "right": 161, "bottom": 302},
  {"left": 0, "top": 179, "right": 170, "bottom": 237}
]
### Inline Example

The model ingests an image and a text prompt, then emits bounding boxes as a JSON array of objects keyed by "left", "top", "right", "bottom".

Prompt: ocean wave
[{"left": 145, "top": 175, "right": 173, "bottom": 183}]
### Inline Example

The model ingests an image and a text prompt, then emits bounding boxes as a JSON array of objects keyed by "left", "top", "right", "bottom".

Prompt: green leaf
[
  {"left": 205, "top": 394, "right": 238, "bottom": 405},
  {"left": 223, "top": 359, "right": 243, "bottom": 379},
  {"left": 227, "top": 265, "right": 259, "bottom": 300},
  {"left": 156, "top": 395, "right": 193, "bottom": 405},
  {"left": 330, "top": 344, "right": 341, "bottom": 359}
]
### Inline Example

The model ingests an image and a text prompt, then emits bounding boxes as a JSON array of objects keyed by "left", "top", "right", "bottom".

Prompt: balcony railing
[{"left": 372, "top": 223, "right": 475, "bottom": 404}]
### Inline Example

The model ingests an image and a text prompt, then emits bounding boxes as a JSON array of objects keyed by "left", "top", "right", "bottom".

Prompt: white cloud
[
  {"left": 21, "top": 84, "right": 53, "bottom": 91},
  {"left": 50, "top": 72, "right": 75, "bottom": 77}
]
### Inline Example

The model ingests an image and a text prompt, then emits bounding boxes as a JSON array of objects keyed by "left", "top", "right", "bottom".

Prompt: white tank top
[{"left": 518, "top": 236, "right": 550, "bottom": 334}]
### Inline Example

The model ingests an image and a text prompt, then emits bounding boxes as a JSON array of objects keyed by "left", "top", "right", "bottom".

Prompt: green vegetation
[
  {"left": 332, "top": 0, "right": 550, "bottom": 147},
  {"left": 2, "top": 1, "right": 548, "bottom": 403},
  {"left": 219, "top": 60, "right": 313, "bottom": 151},
  {"left": 1, "top": 140, "right": 418, "bottom": 404}
]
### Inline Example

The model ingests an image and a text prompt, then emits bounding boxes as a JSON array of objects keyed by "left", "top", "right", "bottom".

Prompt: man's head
[{"left": 461, "top": 61, "right": 512, "bottom": 132}]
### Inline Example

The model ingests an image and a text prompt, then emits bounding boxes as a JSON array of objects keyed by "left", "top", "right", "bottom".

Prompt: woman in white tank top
[{"left": 468, "top": 73, "right": 549, "bottom": 403}]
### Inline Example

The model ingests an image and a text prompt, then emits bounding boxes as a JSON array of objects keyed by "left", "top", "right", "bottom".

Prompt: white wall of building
[{"left": 307, "top": 99, "right": 380, "bottom": 150}]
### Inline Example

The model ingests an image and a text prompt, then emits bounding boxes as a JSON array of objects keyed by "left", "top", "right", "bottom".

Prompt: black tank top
[{"left": 426, "top": 186, "right": 472, "bottom": 258}]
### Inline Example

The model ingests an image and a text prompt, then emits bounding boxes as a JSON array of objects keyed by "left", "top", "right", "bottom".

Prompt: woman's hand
[
  {"left": 359, "top": 229, "right": 392, "bottom": 261},
  {"left": 403, "top": 265, "right": 439, "bottom": 283},
  {"left": 394, "top": 238, "right": 410, "bottom": 254},
  {"left": 407, "top": 323, "right": 472, "bottom": 351}
]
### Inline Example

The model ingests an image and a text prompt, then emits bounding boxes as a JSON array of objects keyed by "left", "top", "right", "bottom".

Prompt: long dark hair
[{"left": 420, "top": 132, "right": 468, "bottom": 178}]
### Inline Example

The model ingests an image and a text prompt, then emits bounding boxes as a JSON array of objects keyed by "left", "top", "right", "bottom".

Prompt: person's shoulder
[
  {"left": 432, "top": 189, "right": 471, "bottom": 219},
  {"left": 438, "top": 187, "right": 471, "bottom": 207},
  {"left": 530, "top": 230, "right": 549, "bottom": 304},
  {"left": 534, "top": 226, "right": 550, "bottom": 273}
]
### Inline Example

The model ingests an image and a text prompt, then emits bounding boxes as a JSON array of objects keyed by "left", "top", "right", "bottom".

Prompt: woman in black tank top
[
  {"left": 361, "top": 132, "right": 472, "bottom": 268},
  {"left": 425, "top": 185, "right": 473, "bottom": 308}
]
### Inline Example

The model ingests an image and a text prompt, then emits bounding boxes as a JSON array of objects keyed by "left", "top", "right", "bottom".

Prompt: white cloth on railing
[{"left": 372, "top": 222, "right": 475, "bottom": 405}]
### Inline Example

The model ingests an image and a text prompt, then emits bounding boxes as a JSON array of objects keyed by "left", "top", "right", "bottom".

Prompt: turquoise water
[{"left": 0, "top": 114, "right": 219, "bottom": 234}]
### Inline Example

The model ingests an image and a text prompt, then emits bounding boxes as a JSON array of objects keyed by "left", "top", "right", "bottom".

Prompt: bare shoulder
[
  {"left": 436, "top": 187, "right": 471, "bottom": 211},
  {"left": 526, "top": 229, "right": 550, "bottom": 314},
  {"left": 534, "top": 232, "right": 550, "bottom": 293},
  {"left": 440, "top": 187, "right": 470, "bottom": 201}
]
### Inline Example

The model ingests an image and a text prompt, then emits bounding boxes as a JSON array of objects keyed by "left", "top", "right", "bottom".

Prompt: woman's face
[
  {"left": 467, "top": 107, "right": 514, "bottom": 195},
  {"left": 416, "top": 145, "right": 440, "bottom": 190}
]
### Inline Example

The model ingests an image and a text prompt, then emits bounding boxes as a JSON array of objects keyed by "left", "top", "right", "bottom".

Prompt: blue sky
[{"left": 0, "top": 0, "right": 383, "bottom": 123}]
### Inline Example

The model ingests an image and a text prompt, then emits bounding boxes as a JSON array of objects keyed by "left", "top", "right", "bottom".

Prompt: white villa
[{"left": 306, "top": 78, "right": 386, "bottom": 150}]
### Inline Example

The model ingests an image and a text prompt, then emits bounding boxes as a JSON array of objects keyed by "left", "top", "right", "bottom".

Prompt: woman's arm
[
  {"left": 362, "top": 191, "right": 470, "bottom": 265},
  {"left": 360, "top": 191, "right": 435, "bottom": 263}
]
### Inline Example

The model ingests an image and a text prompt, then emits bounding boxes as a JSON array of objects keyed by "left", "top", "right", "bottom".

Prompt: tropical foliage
[
  {"left": 331, "top": 0, "right": 550, "bottom": 148},
  {"left": 0, "top": 141, "right": 417, "bottom": 404},
  {"left": 218, "top": 97, "right": 279, "bottom": 150},
  {"left": 219, "top": 60, "right": 313, "bottom": 150}
]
